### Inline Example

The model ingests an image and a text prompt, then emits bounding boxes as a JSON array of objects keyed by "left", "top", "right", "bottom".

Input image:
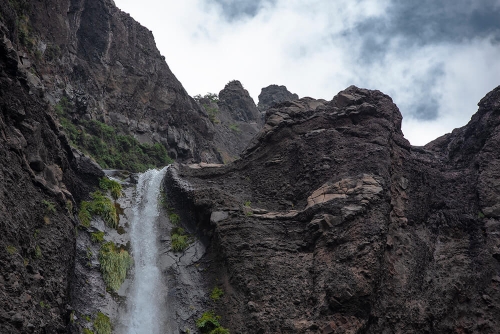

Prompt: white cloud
[{"left": 113, "top": 0, "right": 500, "bottom": 145}]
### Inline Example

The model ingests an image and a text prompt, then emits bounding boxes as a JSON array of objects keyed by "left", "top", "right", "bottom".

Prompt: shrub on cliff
[
  {"left": 78, "top": 191, "right": 118, "bottom": 229},
  {"left": 99, "top": 177, "right": 122, "bottom": 200},
  {"left": 93, "top": 312, "right": 111, "bottom": 334},
  {"left": 194, "top": 93, "right": 220, "bottom": 123},
  {"left": 196, "top": 311, "right": 230, "bottom": 334},
  {"left": 98, "top": 242, "right": 132, "bottom": 292},
  {"left": 171, "top": 227, "right": 190, "bottom": 252},
  {"left": 55, "top": 99, "right": 173, "bottom": 172}
]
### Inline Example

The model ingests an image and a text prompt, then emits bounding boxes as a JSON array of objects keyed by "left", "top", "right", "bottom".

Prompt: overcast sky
[{"left": 113, "top": 0, "right": 500, "bottom": 145}]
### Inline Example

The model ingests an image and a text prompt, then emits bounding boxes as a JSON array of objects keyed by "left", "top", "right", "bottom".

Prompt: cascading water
[{"left": 124, "top": 167, "right": 169, "bottom": 334}]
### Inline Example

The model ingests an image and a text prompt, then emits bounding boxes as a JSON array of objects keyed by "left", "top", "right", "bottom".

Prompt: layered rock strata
[{"left": 167, "top": 85, "right": 500, "bottom": 333}]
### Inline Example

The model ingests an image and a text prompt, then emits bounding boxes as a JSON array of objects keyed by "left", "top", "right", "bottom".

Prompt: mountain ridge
[{"left": 1, "top": 0, "right": 500, "bottom": 333}]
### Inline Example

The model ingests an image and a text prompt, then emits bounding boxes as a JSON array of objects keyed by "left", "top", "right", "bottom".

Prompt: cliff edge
[{"left": 167, "top": 85, "right": 500, "bottom": 333}]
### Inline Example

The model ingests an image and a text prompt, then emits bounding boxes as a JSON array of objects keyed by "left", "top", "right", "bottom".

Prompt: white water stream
[{"left": 125, "top": 167, "right": 169, "bottom": 334}]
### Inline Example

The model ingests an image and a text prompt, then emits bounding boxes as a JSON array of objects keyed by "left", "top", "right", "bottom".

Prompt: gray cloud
[
  {"left": 332, "top": 0, "right": 500, "bottom": 120},
  {"left": 205, "top": 0, "right": 276, "bottom": 20},
  {"left": 408, "top": 64, "right": 445, "bottom": 120},
  {"left": 350, "top": 0, "right": 500, "bottom": 64},
  {"left": 113, "top": 0, "right": 500, "bottom": 144},
  {"left": 356, "top": 0, "right": 500, "bottom": 44}
]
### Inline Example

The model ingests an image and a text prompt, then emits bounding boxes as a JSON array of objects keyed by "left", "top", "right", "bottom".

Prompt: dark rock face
[
  {"left": 258, "top": 84, "right": 299, "bottom": 111},
  {"left": 0, "top": 15, "right": 102, "bottom": 333},
  {"left": 168, "top": 85, "right": 500, "bottom": 333},
  {"left": 205, "top": 80, "right": 263, "bottom": 162},
  {"left": 10, "top": 0, "right": 221, "bottom": 163},
  {"left": 218, "top": 80, "right": 261, "bottom": 123}
]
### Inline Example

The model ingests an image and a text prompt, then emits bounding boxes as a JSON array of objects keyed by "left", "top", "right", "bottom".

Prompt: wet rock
[{"left": 210, "top": 211, "right": 229, "bottom": 223}]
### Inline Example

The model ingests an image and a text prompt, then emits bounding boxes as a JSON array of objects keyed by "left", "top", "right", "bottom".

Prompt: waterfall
[{"left": 125, "top": 167, "right": 169, "bottom": 334}]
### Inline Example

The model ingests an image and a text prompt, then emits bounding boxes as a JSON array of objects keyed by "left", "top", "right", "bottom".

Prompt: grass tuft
[
  {"left": 93, "top": 312, "right": 111, "bottom": 334},
  {"left": 99, "top": 178, "right": 122, "bottom": 200},
  {"left": 42, "top": 200, "right": 56, "bottom": 214},
  {"left": 98, "top": 242, "right": 132, "bottom": 292},
  {"left": 91, "top": 231, "right": 105, "bottom": 243},
  {"left": 169, "top": 213, "right": 180, "bottom": 225},
  {"left": 78, "top": 191, "right": 118, "bottom": 229},
  {"left": 210, "top": 287, "right": 224, "bottom": 301},
  {"left": 196, "top": 311, "right": 230, "bottom": 333},
  {"left": 171, "top": 227, "right": 190, "bottom": 252},
  {"left": 6, "top": 245, "right": 17, "bottom": 255},
  {"left": 35, "top": 245, "right": 42, "bottom": 258},
  {"left": 229, "top": 124, "right": 240, "bottom": 132}
]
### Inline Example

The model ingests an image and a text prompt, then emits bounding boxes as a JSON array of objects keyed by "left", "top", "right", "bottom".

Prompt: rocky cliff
[
  {"left": 199, "top": 80, "right": 262, "bottom": 162},
  {"left": 0, "top": 0, "right": 222, "bottom": 332},
  {"left": 167, "top": 85, "right": 500, "bottom": 333},
  {"left": 2, "top": 0, "right": 222, "bottom": 166},
  {"left": 3, "top": 0, "right": 500, "bottom": 333},
  {"left": 0, "top": 14, "right": 104, "bottom": 332}
]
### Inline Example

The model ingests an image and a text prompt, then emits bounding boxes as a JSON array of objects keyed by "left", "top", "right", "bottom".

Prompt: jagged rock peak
[
  {"left": 218, "top": 80, "right": 260, "bottom": 122},
  {"left": 257, "top": 84, "right": 299, "bottom": 111}
]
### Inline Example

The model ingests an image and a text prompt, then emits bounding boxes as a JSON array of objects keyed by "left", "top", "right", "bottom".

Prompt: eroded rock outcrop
[
  {"left": 198, "top": 80, "right": 263, "bottom": 162},
  {"left": 258, "top": 84, "right": 299, "bottom": 112},
  {"left": 167, "top": 85, "right": 500, "bottom": 333}
]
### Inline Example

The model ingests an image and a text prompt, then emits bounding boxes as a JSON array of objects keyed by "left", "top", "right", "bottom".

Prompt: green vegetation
[
  {"left": 194, "top": 93, "right": 219, "bottom": 103},
  {"left": 169, "top": 212, "right": 180, "bottom": 225},
  {"left": 194, "top": 93, "right": 220, "bottom": 123},
  {"left": 98, "top": 242, "right": 132, "bottom": 292},
  {"left": 478, "top": 211, "right": 485, "bottom": 219},
  {"left": 42, "top": 200, "right": 56, "bottom": 214},
  {"left": 44, "top": 44, "right": 61, "bottom": 61},
  {"left": 35, "top": 245, "right": 42, "bottom": 258},
  {"left": 243, "top": 201, "right": 253, "bottom": 216},
  {"left": 229, "top": 124, "right": 240, "bottom": 132},
  {"left": 17, "top": 15, "right": 34, "bottom": 49},
  {"left": 171, "top": 227, "right": 190, "bottom": 252},
  {"left": 210, "top": 328, "right": 230, "bottom": 334},
  {"left": 94, "top": 312, "right": 112, "bottom": 334},
  {"left": 196, "top": 311, "right": 229, "bottom": 334},
  {"left": 78, "top": 191, "right": 118, "bottom": 229},
  {"left": 210, "top": 287, "right": 224, "bottom": 301},
  {"left": 99, "top": 177, "right": 122, "bottom": 200},
  {"left": 6, "top": 245, "right": 17, "bottom": 255},
  {"left": 55, "top": 98, "right": 173, "bottom": 172},
  {"left": 86, "top": 247, "right": 93, "bottom": 267},
  {"left": 163, "top": 202, "right": 181, "bottom": 225},
  {"left": 205, "top": 106, "right": 220, "bottom": 123},
  {"left": 66, "top": 200, "right": 73, "bottom": 213},
  {"left": 82, "top": 329, "right": 94, "bottom": 334},
  {"left": 91, "top": 231, "right": 105, "bottom": 243},
  {"left": 39, "top": 301, "right": 50, "bottom": 309}
]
